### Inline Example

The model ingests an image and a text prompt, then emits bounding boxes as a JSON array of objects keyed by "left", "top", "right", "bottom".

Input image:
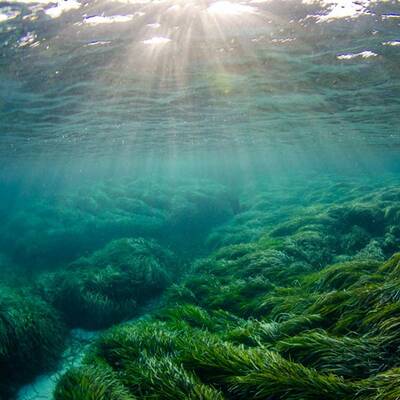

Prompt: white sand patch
[{"left": 17, "top": 329, "right": 99, "bottom": 400}]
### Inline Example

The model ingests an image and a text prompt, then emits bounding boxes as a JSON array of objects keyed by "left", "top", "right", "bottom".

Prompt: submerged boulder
[
  {"left": 37, "top": 238, "right": 177, "bottom": 329},
  {"left": 0, "top": 180, "right": 237, "bottom": 269},
  {"left": 0, "top": 286, "right": 66, "bottom": 398}
]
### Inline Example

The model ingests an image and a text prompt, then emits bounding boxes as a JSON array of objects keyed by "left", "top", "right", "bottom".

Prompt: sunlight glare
[
  {"left": 207, "top": 1, "right": 257, "bottom": 16},
  {"left": 142, "top": 36, "right": 172, "bottom": 45}
]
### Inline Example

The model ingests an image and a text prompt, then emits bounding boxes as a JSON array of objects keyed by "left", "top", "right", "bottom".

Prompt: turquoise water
[{"left": 1, "top": 0, "right": 400, "bottom": 399}]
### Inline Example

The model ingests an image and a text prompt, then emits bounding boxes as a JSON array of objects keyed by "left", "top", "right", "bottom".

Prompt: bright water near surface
[{"left": 1, "top": 0, "right": 400, "bottom": 399}]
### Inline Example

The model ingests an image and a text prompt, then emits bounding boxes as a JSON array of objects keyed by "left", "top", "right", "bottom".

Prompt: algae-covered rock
[
  {"left": 38, "top": 238, "right": 177, "bottom": 329},
  {"left": 0, "top": 179, "right": 237, "bottom": 269},
  {"left": 54, "top": 365, "right": 134, "bottom": 400},
  {"left": 0, "top": 286, "right": 66, "bottom": 397},
  {"left": 329, "top": 204, "right": 385, "bottom": 234}
]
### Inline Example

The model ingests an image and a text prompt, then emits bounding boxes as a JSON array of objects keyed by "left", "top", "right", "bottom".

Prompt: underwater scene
[{"left": 1, "top": 0, "right": 400, "bottom": 398}]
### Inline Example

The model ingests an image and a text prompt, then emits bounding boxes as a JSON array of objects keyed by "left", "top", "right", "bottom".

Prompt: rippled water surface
[{"left": 1, "top": 0, "right": 399, "bottom": 164}]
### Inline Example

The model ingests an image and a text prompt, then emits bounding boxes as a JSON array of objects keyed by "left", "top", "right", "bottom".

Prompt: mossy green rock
[
  {"left": 38, "top": 238, "right": 176, "bottom": 329},
  {"left": 0, "top": 286, "right": 65, "bottom": 397}
]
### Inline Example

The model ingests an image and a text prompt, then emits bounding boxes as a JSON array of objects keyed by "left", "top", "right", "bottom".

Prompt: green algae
[
  {"left": 0, "top": 180, "right": 236, "bottom": 268},
  {"left": 54, "top": 366, "right": 134, "bottom": 400},
  {"left": 50, "top": 178, "right": 400, "bottom": 400},
  {"left": 0, "top": 177, "right": 398, "bottom": 398},
  {"left": 53, "top": 246, "right": 400, "bottom": 399},
  {"left": 0, "top": 286, "right": 66, "bottom": 398},
  {"left": 37, "top": 238, "right": 177, "bottom": 329}
]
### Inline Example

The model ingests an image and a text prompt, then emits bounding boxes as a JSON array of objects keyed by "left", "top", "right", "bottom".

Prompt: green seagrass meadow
[{"left": 1, "top": 176, "right": 400, "bottom": 399}]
